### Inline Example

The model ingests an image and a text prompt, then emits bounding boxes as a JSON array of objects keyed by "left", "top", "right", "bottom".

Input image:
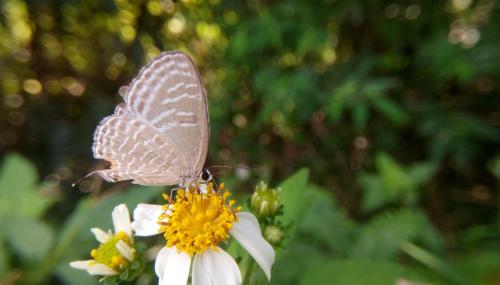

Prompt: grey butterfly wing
[
  {"left": 92, "top": 114, "right": 184, "bottom": 185},
  {"left": 124, "top": 51, "right": 209, "bottom": 178}
]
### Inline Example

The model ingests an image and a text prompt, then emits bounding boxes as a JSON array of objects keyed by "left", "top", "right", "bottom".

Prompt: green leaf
[
  {"left": 371, "top": 97, "right": 410, "bottom": 125},
  {"left": 300, "top": 259, "right": 406, "bottom": 285},
  {"left": 401, "top": 242, "right": 469, "bottom": 285},
  {"left": 352, "top": 102, "right": 369, "bottom": 131},
  {"left": 0, "top": 153, "right": 54, "bottom": 219},
  {"left": 455, "top": 250, "right": 500, "bottom": 285},
  {"left": 362, "top": 153, "right": 437, "bottom": 212},
  {"left": 0, "top": 235, "right": 8, "bottom": 279},
  {"left": 376, "top": 152, "right": 411, "bottom": 192},
  {"left": 488, "top": 154, "right": 500, "bottom": 180},
  {"left": 361, "top": 152, "right": 412, "bottom": 211},
  {"left": 351, "top": 209, "right": 428, "bottom": 259},
  {"left": 278, "top": 169, "right": 313, "bottom": 233},
  {"left": 4, "top": 217, "right": 54, "bottom": 262},
  {"left": 359, "top": 173, "right": 386, "bottom": 212},
  {"left": 299, "top": 191, "right": 356, "bottom": 255},
  {"left": 407, "top": 162, "right": 437, "bottom": 185},
  {"left": 328, "top": 80, "right": 357, "bottom": 122}
]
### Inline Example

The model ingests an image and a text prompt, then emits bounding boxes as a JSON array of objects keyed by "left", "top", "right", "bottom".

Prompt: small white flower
[
  {"left": 70, "top": 204, "right": 135, "bottom": 276},
  {"left": 131, "top": 183, "right": 275, "bottom": 285}
]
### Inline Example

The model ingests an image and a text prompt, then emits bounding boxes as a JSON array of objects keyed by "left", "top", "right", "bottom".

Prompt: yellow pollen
[
  {"left": 91, "top": 231, "right": 132, "bottom": 270},
  {"left": 158, "top": 182, "right": 239, "bottom": 256},
  {"left": 90, "top": 249, "right": 98, "bottom": 258},
  {"left": 111, "top": 255, "right": 125, "bottom": 266}
]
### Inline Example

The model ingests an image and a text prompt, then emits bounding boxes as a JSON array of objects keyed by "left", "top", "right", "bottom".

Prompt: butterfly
[{"left": 91, "top": 51, "right": 210, "bottom": 187}]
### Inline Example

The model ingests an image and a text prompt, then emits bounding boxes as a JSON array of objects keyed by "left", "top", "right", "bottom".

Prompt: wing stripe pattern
[
  {"left": 91, "top": 51, "right": 209, "bottom": 185},
  {"left": 92, "top": 115, "right": 183, "bottom": 185}
]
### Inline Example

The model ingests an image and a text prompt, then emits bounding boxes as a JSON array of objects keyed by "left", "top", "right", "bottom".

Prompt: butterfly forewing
[
  {"left": 125, "top": 52, "right": 209, "bottom": 178},
  {"left": 91, "top": 51, "right": 209, "bottom": 185}
]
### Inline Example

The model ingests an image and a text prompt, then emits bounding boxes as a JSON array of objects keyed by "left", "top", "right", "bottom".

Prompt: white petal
[
  {"left": 131, "top": 203, "right": 164, "bottom": 236},
  {"left": 87, "top": 263, "right": 117, "bottom": 276},
  {"left": 116, "top": 240, "right": 134, "bottom": 261},
  {"left": 69, "top": 260, "right": 92, "bottom": 270},
  {"left": 112, "top": 204, "right": 132, "bottom": 238},
  {"left": 230, "top": 212, "right": 275, "bottom": 281},
  {"left": 192, "top": 247, "right": 241, "bottom": 285},
  {"left": 155, "top": 246, "right": 191, "bottom": 285},
  {"left": 90, "top": 228, "right": 111, "bottom": 243}
]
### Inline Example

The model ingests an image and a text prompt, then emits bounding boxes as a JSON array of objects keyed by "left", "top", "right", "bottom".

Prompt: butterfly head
[
  {"left": 178, "top": 169, "right": 212, "bottom": 189},
  {"left": 200, "top": 169, "right": 213, "bottom": 183}
]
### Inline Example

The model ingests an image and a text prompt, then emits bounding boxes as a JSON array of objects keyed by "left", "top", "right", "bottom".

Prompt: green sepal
[{"left": 100, "top": 242, "right": 147, "bottom": 285}]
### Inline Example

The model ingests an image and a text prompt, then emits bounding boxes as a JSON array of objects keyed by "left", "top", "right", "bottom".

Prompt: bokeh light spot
[
  {"left": 4, "top": 94, "right": 24, "bottom": 108},
  {"left": 23, "top": 79, "right": 43, "bottom": 95},
  {"left": 384, "top": 4, "right": 399, "bottom": 18},
  {"left": 167, "top": 15, "right": 186, "bottom": 35},
  {"left": 120, "top": 25, "right": 136, "bottom": 42},
  {"left": 233, "top": 114, "right": 247, "bottom": 128},
  {"left": 405, "top": 5, "right": 421, "bottom": 20},
  {"left": 147, "top": 0, "right": 163, "bottom": 16}
]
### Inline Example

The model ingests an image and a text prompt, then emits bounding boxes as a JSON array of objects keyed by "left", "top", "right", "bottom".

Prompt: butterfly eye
[{"left": 200, "top": 169, "right": 212, "bottom": 181}]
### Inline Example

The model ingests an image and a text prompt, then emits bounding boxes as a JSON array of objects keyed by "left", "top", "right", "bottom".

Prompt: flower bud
[
  {"left": 263, "top": 225, "right": 284, "bottom": 246},
  {"left": 250, "top": 181, "right": 281, "bottom": 218}
]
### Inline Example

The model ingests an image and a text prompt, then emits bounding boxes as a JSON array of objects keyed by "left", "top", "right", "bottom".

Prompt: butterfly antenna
[
  {"left": 207, "top": 165, "right": 262, "bottom": 179},
  {"left": 71, "top": 177, "right": 85, "bottom": 188},
  {"left": 71, "top": 171, "right": 98, "bottom": 189},
  {"left": 207, "top": 164, "right": 262, "bottom": 176}
]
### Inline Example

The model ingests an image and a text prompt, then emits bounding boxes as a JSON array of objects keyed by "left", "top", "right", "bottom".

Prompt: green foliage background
[{"left": 0, "top": 0, "right": 499, "bottom": 284}]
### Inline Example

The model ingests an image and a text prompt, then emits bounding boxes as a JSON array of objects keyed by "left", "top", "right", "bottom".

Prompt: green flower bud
[
  {"left": 263, "top": 225, "right": 284, "bottom": 246},
  {"left": 250, "top": 181, "right": 281, "bottom": 218}
]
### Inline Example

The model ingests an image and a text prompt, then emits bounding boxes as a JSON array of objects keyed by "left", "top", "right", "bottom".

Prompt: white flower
[
  {"left": 131, "top": 184, "right": 275, "bottom": 285},
  {"left": 70, "top": 204, "right": 135, "bottom": 276}
]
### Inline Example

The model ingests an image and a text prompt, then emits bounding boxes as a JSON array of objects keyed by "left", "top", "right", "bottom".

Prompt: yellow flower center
[
  {"left": 158, "top": 182, "right": 240, "bottom": 256},
  {"left": 90, "top": 231, "right": 131, "bottom": 270}
]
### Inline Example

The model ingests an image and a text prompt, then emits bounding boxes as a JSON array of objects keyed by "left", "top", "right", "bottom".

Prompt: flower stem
[{"left": 242, "top": 257, "right": 255, "bottom": 285}]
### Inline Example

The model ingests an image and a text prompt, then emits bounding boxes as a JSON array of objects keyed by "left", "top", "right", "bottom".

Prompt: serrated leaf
[
  {"left": 362, "top": 153, "right": 437, "bottom": 211},
  {"left": 351, "top": 209, "right": 427, "bottom": 259},
  {"left": 4, "top": 217, "right": 54, "bottom": 261},
  {"left": 299, "top": 191, "right": 356, "bottom": 255},
  {"left": 361, "top": 152, "right": 419, "bottom": 211},
  {"left": 0, "top": 153, "right": 54, "bottom": 219}
]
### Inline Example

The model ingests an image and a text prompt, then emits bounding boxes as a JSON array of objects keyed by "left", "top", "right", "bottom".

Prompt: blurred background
[{"left": 0, "top": 0, "right": 500, "bottom": 284}]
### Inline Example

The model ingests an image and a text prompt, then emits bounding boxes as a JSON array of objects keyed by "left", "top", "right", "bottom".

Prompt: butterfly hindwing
[{"left": 92, "top": 114, "right": 184, "bottom": 185}]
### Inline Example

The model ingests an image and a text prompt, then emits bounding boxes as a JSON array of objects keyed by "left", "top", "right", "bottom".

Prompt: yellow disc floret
[
  {"left": 158, "top": 182, "right": 240, "bottom": 256},
  {"left": 89, "top": 231, "right": 131, "bottom": 270}
]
